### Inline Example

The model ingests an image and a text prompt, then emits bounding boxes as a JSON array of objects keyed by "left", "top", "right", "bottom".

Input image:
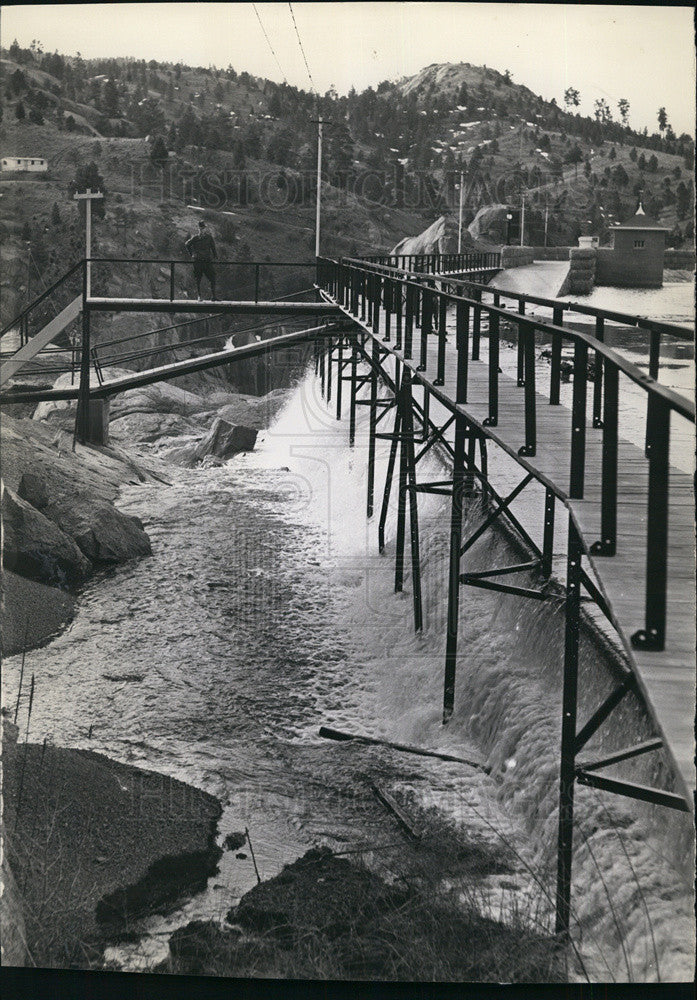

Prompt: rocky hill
[{"left": 0, "top": 45, "right": 693, "bottom": 355}]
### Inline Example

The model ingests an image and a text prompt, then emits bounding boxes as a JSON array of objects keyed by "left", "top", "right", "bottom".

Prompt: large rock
[
  {"left": 216, "top": 388, "right": 288, "bottom": 430},
  {"left": 33, "top": 369, "right": 209, "bottom": 426},
  {"left": 109, "top": 411, "right": 198, "bottom": 444},
  {"left": 1, "top": 487, "right": 91, "bottom": 589},
  {"left": 44, "top": 498, "right": 151, "bottom": 565},
  {"left": 162, "top": 419, "right": 257, "bottom": 468}
]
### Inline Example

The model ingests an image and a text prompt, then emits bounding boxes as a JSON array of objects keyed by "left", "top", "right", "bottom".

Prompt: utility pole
[
  {"left": 315, "top": 117, "right": 323, "bottom": 258},
  {"left": 73, "top": 188, "right": 104, "bottom": 297},
  {"left": 544, "top": 200, "right": 549, "bottom": 247},
  {"left": 520, "top": 194, "right": 526, "bottom": 247},
  {"left": 457, "top": 169, "right": 464, "bottom": 253}
]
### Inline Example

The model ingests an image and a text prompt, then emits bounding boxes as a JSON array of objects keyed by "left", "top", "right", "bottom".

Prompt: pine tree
[
  {"left": 51, "top": 202, "right": 61, "bottom": 226},
  {"left": 15, "top": 100, "right": 26, "bottom": 121}
]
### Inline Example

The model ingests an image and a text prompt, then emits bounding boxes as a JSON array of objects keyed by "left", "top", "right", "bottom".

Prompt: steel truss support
[
  {"left": 366, "top": 337, "right": 379, "bottom": 517},
  {"left": 392, "top": 368, "right": 423, "bottom": 631},
  {"left": 555, "top": 515, "right": 583, "bottom": 939}
]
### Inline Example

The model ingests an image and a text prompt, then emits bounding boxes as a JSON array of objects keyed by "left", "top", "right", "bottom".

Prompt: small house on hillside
[
  {"left": 596, "top": 202, "right": 671, "bottom": 288},
  {"left": 1, "top": 156, "right": 48, "bottom": 172}
]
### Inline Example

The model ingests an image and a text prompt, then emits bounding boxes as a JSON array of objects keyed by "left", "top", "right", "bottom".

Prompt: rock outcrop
[
  {"left": 44, "top": 498, "right": 151, "bottom": 565},
  {"left": 1, "top": 487, "right": 92, "bottom": 589},
  {"left": 164, "top": 418, "right": 258, "bottom": 468}
]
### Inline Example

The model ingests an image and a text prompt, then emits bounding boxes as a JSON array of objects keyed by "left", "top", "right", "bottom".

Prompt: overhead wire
[
  {"left": 252, "top": 3, "right": 287, "bottom": 84},
  {"left": 288, "top": 2, "right": 316, "bottom": 95}
]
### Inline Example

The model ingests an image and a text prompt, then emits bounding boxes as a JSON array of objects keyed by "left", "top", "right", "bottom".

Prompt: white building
[{"left": 1, "top": 156, "right": 48, "bottom": 172}]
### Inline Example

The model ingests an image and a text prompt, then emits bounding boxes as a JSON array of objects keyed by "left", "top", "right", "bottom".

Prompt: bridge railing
[
  {"left": 358, "top": 252, "right": 501, "bottom": 274},
  {"left": 317, "top": 255, "right": 695, "bottom": 654},
  {"left": 0, "top": 260, "right": 84, "bottom": 348},
  {"left": 88, "top": 258, "right": 318, "bottom": 304}
]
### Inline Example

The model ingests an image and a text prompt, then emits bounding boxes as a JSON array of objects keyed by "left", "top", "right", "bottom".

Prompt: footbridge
[{"left": 0, "top": 250, "right": 694, "bottom": 940}]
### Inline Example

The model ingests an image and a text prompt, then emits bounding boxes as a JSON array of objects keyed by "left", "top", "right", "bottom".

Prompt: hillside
[{"left": 0, "top": 45, "right": 693, "bottom": 343}]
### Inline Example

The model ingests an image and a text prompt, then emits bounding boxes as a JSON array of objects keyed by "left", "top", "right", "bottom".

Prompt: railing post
[
  {"left": 519, "top": 320, "right": 537, "bottom": 457},
  {"left": 542, "top": 488, "right": 556, "bottom": 577},
  {"left": 569, "top": 341, "right": 588, "bottom": 498},
  {"left": 383, "top": 277, "right": 392, "bottom": 342},
  {"left": 591, "top": 361, "right": 618, "bottom": 557},
  {"left": 516, "top": 299, "right": 526, "bottom": 385},
  {"left": 418, "top": 287, "right": 430, "bottom": 371},
  {"left": 435, "top": 291, "right": 447, "bottom": 386},
  {"left": 404, "top": 382, "right": 423, "bottom": 633},
  {"left": 395, "top": 277, "right": 403, "bottom": 350},
  {"left": 455, "top": 301, "right": 469, "bottom": 403},
  {"left": 645, "top": 327, "right": 661, "bottom": 455},
  {"left": 255, "top": 264, "right": 260, "bottom": 303},
  {"left": 335, "top": 337, "right": 344, "bottom": 419},
  {"left": 555, "top": 516, "right": 583, "bottom": 939},
  {"left": 394, "top": 374, "right": 409, "bottom": 593},
  {"left": 484, "top": 308, "right": 498, "bottom": 427},
  {"left": 550, "top": 306, "right": 563, "bottom": 405},
  {"left": 170, "top": 262, "right": 175, "bottom": 301},
  {"left": 472, "top": 289, "right": 481, "bottom": 361},
  {"left": 632, "top": 396, "right": 670, "bottom": 651},
  {"left": 404, "top": 283, "right": 413, "bottom": 359},
  {"left": 75, "top": 261, "right": 91, "bottom": 445},
  {"left": 349, "top": 340, "right": 358, "bottom": 446},
  {"left": 443, "top": 310, "right": 470, "bottom": 721},
  {"left": 592, "top": 316, "right": 604, "bottom": 428},
  {"left": 367, "top": 338, "right": 379, "bottom": 518}
]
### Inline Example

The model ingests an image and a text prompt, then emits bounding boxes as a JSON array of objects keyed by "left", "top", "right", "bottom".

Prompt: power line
[
  {"left": 252, "top": 3, "right": 287, "bottom": 83},
  {"left": 288, "top": 2, "right": 316, "bottom": 94}
]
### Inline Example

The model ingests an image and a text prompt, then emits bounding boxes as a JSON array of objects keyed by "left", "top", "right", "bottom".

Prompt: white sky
[{"left": 2, "top": 3, "right": 695, "bottom": 135}]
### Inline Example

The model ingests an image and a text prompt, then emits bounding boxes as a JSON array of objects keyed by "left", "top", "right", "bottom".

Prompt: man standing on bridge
[{"left": 185, "top": 219, "right": 217, "bottom": 301}]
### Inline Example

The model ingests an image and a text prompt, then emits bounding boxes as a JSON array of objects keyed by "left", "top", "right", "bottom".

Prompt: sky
[{"left": 2, "top": 2, "right": 695, "bottom": 135}]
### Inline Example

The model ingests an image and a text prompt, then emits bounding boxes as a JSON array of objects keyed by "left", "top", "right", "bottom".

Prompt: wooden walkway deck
[{"left": 334, "top": 295, "right": 696, "bottom": 800}]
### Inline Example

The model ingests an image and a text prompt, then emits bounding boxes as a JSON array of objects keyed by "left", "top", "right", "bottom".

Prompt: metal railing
[
  {"left": 0, "top": 260, "right": 84, "bottom": 346},
  {"left": 360, "top": 251, "right": 501, "bottom": 275},
  {"left": 317, "top": 255, "right": 695, "bottom": 654},
  {"left": 88, "top": 258, "right": 318, "bottom": 304}
]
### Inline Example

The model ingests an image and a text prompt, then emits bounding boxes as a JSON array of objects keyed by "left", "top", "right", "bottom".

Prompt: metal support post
[
  {"left": 349, "top": 342, "right": 358, "bottom": 446},
  {"left": 591, "top": 361, "right": 618, "bottom": 556},
  {"left": 569, "top": 342, "right": 588, "bottom": 499},
  {"left": 592, "top": 316, "right": 604, "bottom": 428},
  {"left": 484, "top": 309, "right": 498, "bottom": 426},
  {"left": 516, "top": 300, "right": 526, "bottom": 385},
  {"left": 336, "top": 338, "right": 344, "bottom": 419},
  {"left": 632, "top": 396, "right": 670, "bottom": 651},
  {"left": 394, "top": 376, "right": 409, "bottom": 593},
  {"left": 326, "top": 338, "right": 332, "bottom": 403},
  {"left": 418, "top": 288, "right": 430, "bottom": 371},
  {"left": 443, "top": 413, "right": 467, "bottom": 722},
  {"left": 550, "top": 307, "right": 563, "bottom": 405},
  {"left": 542, "top": 489, "right": 556, "bottom": 577},
  {"left": 555, "top": 516, "right": 583, "bottom": 938},
  {"left": 367, "top": 338, "right": 379, "bottom": 518},
  {"left": 379, "top": 393, "right": 402, "bottom": 553},
  {"left": 472, "top": 290, "right": 481, "bottom": 361},
  {"left": 519, "top": 321, "right": 537, "bottom": 457},
  {"left": 403, "top": 378, "right": 423, "bottom": 632},
  {"left": 75, "top": 263, "right": 91, "bottom": 444},
  {"left": 435, "top": 292, "right": 447, "bottom": 386}
]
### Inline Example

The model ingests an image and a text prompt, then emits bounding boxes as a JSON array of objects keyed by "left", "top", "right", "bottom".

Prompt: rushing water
[{"left": 3, "top": 353, "right": 694, "bottom": 981}]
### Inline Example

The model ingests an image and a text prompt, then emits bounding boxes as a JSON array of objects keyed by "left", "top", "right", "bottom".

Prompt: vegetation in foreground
[{"left": 162, "top": 846, "right": 564, "bottom": 982}]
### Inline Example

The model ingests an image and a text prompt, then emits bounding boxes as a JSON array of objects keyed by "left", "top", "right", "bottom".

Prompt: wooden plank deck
[{"left": 336, "top": 296, "right": 695, "bottom": 801}]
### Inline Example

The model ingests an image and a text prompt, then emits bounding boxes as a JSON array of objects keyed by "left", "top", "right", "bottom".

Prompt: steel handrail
[
  {"left": 0, "top": 259, "right": 84, "bottom": 340},
  {"left": 343, "top": 256, "right": 694, "bottom": 338},
  {"left": 333, "top": 258, "right": 695, "bottom": 422}
]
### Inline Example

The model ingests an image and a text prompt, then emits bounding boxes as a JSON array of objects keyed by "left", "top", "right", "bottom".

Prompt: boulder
[
  {"left": 109, "top": 411, "right": 198, "bottom": 444},
  {"left": 1, "top": 487, "right": 91, "bottom": 589},
  {"left": 194, "top": 419, "right": 257, "bottom": 462},
  {"left": 33, "top": 369, "right": 208, "bottom": 425},
  {"left": 17, "top": 472, "right": 49, "bottom": 510},
  {"left": 44, "top": 498, "right": 151, "bottom": 564},
  {"left": 163, "top": 419, "right": 257, "bottom": 467}
]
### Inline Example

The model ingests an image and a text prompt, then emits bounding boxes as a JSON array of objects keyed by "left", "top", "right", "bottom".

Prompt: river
[{"left": 2, "top": 329, "right": 694, "bottom": 981}]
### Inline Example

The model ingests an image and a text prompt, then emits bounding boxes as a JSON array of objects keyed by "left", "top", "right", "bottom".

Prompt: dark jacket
[{"left": 185, "top": 231, "right": 217, "bottom": 261}]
